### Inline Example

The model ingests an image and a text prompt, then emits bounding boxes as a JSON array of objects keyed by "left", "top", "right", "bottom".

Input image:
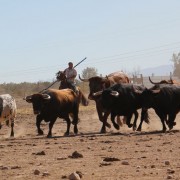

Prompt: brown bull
[
  {"left": 79, "top": 71, "right": 130, "bottom": 133},
  {"left": 25, "top": 89, "right": 79, "bottom": 138}
]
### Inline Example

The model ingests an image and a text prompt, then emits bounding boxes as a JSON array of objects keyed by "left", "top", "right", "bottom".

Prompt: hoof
[
  {"left": 136, "top": 127, "right": 141, "bottom": 132},
  {"left": 47, "top": 134, "right": 52, "bottom": 138},
  {"left": 64, "top": 132, "right": 69, "bottom": 136},
  {"left": 74, "top": 128, "right": 78, "bottom": 134},
  {"left": 162, "top": 128, "right": 167, "bottom": 133},
  {"left": 113, "top": 124, "right": 120, "bottom": 130},
  {"left": 38, "top": 129, "right": 44, "bottom": 135},
  {"left": 133, "top": 126, "right": 137, "bottom": 131},
  {"left": 10, "top": 133, "right": 14, "bottom": 137},
  {"left": 100, "top": 129, "right": 106, "bottom": 134},
  {"left": 127, "top": 124, "right": 133, "bottom": 128},
  {"left": 106, "top": 123, "right": 111, "bottom": 128},
  {"left": 168, "top": 123, "right": 174, "bottom": 130}
]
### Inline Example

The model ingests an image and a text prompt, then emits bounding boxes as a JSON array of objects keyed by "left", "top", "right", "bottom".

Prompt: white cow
[{"left": 0, "top": 94, "right": 17, "bottom": 137}]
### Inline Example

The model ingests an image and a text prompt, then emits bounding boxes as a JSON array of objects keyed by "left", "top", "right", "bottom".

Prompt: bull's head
[
  {"left": 79, "top": 74, "right": 108, "bottom": 100},
  {"left": 25, "top": 93, "right": 51, "bottom": 115},
  {"left": 134, "top": 87, "right": 161, "bottom": 109}
]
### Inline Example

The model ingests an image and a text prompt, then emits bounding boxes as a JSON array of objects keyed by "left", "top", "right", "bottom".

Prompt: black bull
[
  {"left": 93, "top": 83, "right": 150, "bottom": 131},
  {"left": 135, "top": 84, "right": 180, "bottom": 132},
  {"left": 25, "top": 89, "right": 79, "bottom": 137},
  {"left": 79, "top": 71, "right": 130, "bottom": 133}
]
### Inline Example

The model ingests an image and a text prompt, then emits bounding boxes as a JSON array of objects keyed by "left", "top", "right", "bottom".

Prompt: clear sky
[{"left": 0, "top": 0, "right": 180, "bottom": 83}]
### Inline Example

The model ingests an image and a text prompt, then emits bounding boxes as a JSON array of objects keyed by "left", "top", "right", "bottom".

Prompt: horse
[{"left": 56, "top": 71, "right": 89, "bottom": 106}]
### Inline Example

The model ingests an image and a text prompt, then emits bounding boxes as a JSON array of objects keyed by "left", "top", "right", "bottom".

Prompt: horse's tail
[{"left": 78, "top": 88, "right": 89, "bottom": 106}]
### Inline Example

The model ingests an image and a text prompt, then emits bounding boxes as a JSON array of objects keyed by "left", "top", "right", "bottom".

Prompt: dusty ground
[{"left": 0, "top": 98, "right": 180, "bottom": 180}]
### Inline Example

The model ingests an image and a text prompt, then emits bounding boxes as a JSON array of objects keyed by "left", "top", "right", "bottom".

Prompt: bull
[
  {"left": 134, "top": 84, "right": 180, "bottom": 132},
  {"left": 93, "top": 83, "right": 149, "bottom": 131},
  {"left": 149, "top": 76, "right": 180, "bottom": 85},
  {"left": 79, "top": 71, "right": 130, "bottom": 133},
  {"left": 25, "top": 89, "right": 79, "bottom": 138},
  {"left": 0, "top": 94, "right": 17, "bottom": 137}
]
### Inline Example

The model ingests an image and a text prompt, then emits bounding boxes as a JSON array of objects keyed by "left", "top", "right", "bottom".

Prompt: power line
[{"left": 0, "top": 42, "right": 179, "bottom": 80}]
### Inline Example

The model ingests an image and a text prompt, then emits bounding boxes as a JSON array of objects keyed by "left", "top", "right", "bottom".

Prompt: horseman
[
  {"left": 60, "top": 62, "right": 78, "bottom": 94},
  {"left": 56, "top": 60, "right": 89, "bottom": 106}
]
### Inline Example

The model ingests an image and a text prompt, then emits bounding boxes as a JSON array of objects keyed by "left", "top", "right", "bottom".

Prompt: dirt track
[{"left": 0, "top": 98, "right": 180, "bottom": 180}]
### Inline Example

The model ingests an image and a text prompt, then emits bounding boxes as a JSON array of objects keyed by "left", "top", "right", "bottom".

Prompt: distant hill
[{"left": 140, "top": 64, "right": 173, "bottom": 76}]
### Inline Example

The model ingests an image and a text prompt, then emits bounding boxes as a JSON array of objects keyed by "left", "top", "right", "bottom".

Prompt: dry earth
[{"left": 0, "top": 98, "right": 180, "bottom": 180}]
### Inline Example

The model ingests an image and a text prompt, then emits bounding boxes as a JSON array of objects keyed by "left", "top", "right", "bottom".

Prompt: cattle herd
[{"left": 1, "top": 71, "right": 180, "bottom": 138}]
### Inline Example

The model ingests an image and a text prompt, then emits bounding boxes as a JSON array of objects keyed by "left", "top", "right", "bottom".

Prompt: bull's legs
[
  {"left": 71, "top": 103, "right": 79, "bottom": 135},
  {"left": 10, "top": 119, "right": 14, "bottom": 137},
  {"left": 156, "top": 112, "right": 167, "bottom": 132},
  {"left": 95, "top": 102, "right": 111, "bottom": 130},
  {"left": 116, "top": 116, "right": 123, "bottom": 127},
  {"left": 36, "top": 115, "right": 44, "bottom": 135},
  {"left": 126, "top": 114, "right": 133, "bottom": 128},
  {"left": 111, "top": 113, "right": 120, "bottom": 130},
  {"left": 132, "top": 111, "right": 138, "bottom": 131},
  {"left": 137, "top": 109, "right": 148, "bottom": 131},
  {"left": 101, "top": 111, "right": 111, "bottom": 133},
  {"left": 72, "top": 114, "right": 78, "bottom": 135},
  {"left": 168, "top": 113, "right": 177, "bottom": 130},
  {"left": 47, "top": 118, "right": 56, "bottom": 138},
  {"left": 64, "top": 117, "right": 71, "bottom": 136}
]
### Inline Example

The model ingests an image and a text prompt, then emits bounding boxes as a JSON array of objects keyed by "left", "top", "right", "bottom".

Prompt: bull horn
[
  {"left": 24, "top": 95, "right": 32, "bottom": 103},
  {"left": 110, "top": 91, "right": 119, "bottom": 97},
  {"left": 42, "top": 94, "right": 51, "bottom": 100},
  {"left": 93, "top": 91, "right": 103, "bottom": 96},
  {"left": 149, "top": 76, "right": 159, "bottom": 84},
  {"left": 78, "top": 74, "right": 89, "bottom": 82}
]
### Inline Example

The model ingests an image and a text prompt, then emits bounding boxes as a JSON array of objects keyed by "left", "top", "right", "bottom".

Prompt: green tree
[
  {"left": 171, "top": 52, "right": 180, "bottom": 78},
  {"left": 81, "top": 67, "right": 98, "bottom": 79}
]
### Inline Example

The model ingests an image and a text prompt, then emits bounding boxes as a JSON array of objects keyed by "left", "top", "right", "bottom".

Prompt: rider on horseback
[{"left": 63, "top": 62, "right": 78, "bottom": 93}]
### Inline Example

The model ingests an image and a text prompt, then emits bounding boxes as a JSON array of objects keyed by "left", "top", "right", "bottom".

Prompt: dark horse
[{"left": 56, "top": 71, "right": 89, "bottom": 106}]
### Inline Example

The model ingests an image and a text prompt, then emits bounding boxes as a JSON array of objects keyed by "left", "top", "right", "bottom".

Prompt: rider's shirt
[{"left": 64, "top": 68, "right": 77, "bottom": 83}]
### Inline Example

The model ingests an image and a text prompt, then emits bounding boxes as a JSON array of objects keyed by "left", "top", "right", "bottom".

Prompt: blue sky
[{"left": 0, "top": 0, "right": 180, "bottom": 83}]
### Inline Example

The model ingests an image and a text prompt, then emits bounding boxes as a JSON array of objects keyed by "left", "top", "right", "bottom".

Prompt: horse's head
[{"left": 56, "top": 71, "right": 66, "bottom": 81}]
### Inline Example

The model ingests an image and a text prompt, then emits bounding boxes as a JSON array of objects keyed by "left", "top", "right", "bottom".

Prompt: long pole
[
  {"left": 74, "top": 57, "right": 87, "bottom": 68},
  {"left": 39, "top": 57, "right": 87, "bottom": 93}
]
